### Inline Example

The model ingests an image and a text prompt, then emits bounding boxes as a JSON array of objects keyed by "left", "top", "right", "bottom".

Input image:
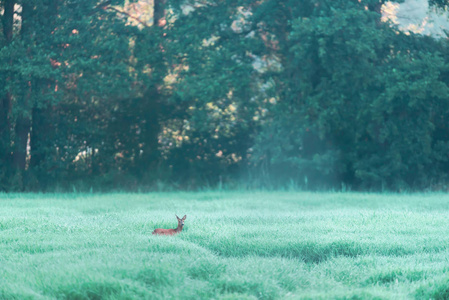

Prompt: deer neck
[{"left": 175, "top": 224, "right": 183, "bottom": 232}]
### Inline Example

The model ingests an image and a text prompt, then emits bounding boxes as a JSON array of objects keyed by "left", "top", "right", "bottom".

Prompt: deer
[{"left": 152, "top": 215, "right": 186, "bottom": 235}]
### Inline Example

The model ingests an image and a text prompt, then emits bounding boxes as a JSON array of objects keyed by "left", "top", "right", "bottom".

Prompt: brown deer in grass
[{"left": 152, "top": 215, "right": 186, "bottom": 235}]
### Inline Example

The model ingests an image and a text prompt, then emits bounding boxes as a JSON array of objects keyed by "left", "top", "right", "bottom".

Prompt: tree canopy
[{"left": 1, "top": 0, "right": 449, "bottom": 191}]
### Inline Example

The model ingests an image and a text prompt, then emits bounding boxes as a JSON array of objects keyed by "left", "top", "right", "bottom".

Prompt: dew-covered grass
[{"left": 1, "top": 192, "right": 449, "bottom": 299}]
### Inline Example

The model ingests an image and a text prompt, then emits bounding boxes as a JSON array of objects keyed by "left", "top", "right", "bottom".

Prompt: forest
[{"left": 1, "top": 0, "right": 449, "bottom": 192}]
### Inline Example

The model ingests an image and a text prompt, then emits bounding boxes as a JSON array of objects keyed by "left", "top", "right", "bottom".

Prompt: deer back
[{"left": 152, "top": 228, "right": 177, "bottom": 235}]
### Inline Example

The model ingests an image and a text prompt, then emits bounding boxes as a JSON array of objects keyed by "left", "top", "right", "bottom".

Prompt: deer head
[{"left": 176, "top": 214, "right": 186, "bottom": 227}]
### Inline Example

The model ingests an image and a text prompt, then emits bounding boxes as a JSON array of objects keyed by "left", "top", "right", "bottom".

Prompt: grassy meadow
[{"left": 1, "top": 192, "right": 449, "bottom": 299}]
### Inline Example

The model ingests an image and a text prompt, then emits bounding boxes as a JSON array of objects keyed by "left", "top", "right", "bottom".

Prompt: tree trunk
[
  {"left": 12, "top": 115, "right": 30, "bottom": 170},
  {"left": 153, "top": 0, "right": 166, "bottom": 27},
  {"left": 2, "top": 0, "right": 14, "bottom": 41},
  {"left": 12, "top": 2, "right": 33, "bottom": 171},
  {"left": 137, "top": 87, "right": 161, "bottom": 173},
  {"left": 0, "top": 0, "right": 15, "bottom": 171},
  {"left": 30, "top": 106, "right": 52, "bottom": 170},
  {"left": 368, "top": 0, "right": 384, "bottom": 26},
  {"left": 29, "top": 1, "right": 59, "bottom": 180},
  {"left": 133, "top": 0, "right": 167, "bottom": 173}
]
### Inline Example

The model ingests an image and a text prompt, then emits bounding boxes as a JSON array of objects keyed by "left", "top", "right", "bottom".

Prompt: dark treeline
[{"left": 1, "top": 0, "right": 449, "bottom": 191}]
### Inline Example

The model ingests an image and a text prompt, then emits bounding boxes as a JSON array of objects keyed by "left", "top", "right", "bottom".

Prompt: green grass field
[{"left": 1, "top": 192, "right": 449, "bottom": 299}]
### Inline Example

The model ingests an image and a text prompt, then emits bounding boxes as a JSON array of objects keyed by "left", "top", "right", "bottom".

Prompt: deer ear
[
  {"left": 176, "top": 215, "right": 180, "bottom": 220},
  {"left": 182, "top": 215, "right": 186, "bottom": 220}
]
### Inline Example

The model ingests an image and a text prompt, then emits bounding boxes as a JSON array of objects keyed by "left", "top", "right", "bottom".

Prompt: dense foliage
[{"left": 1, "top": 0, "right": 449, "bottom": 191}]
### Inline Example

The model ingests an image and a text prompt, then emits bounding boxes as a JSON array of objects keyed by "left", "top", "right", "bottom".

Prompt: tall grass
[{"left": 1, "top": 192, "right": 449, "bottom": 299}]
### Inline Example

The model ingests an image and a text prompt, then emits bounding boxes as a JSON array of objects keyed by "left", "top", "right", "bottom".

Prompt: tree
[
  {"left": 0, "top": 0, "right": 140, "bottom": 190},
  {"left": 249, "top": 0, "right": 449, "bottom": 190}
]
